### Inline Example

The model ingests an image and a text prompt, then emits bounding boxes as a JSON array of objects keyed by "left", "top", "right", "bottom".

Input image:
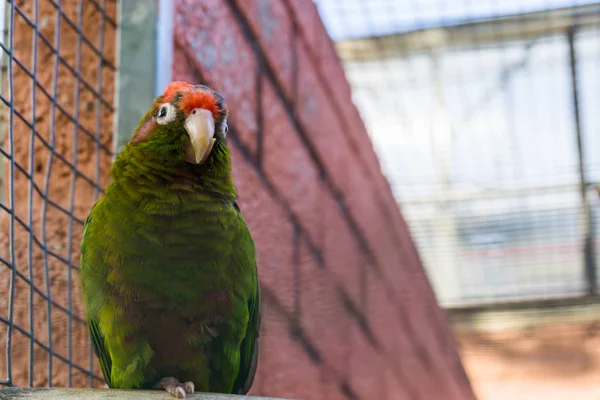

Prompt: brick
[
  {"left": 234, "top": 0, "right": 294, "bottom": 100},
  {"left": 295, "top": 11, "right": 408, "bottom": 262},
  {"left": 400, "top": 353, "right": 435, "bottom": 399},
  {"left": 321, "top": 191, "right": 363, "bottom": 305},
  {"left": 295, "top": 38, "right": 355, "bottom": 196},
  {"left": 382, "top": 365, "right": 412, "bottom": 400},
  {"left": 261, "top": 77, "right": 324, "bottom": 245},
  {"left": 343, "top": 169, "right": 403, "bottom": 285},
  {"left": 314, "top": 34, "right": 354, "bottom": 130},
  {"left": 400, "top": 300, "right": 444, "bottom": 387},
  {"left": 174, "top": 0, "right": 259, "bottom": 156},
  {"left": 298, "top": 239, "right": 352, "bottom": 378},
  {"left": 414, "top": 302, "right": 455, "bottom": 372},
  {"left": 286, "top": 0, "right": 320, "bottom": 52},
  {"left": 311, "top": 8, "right": 333, "bottom": 66},
  {"left": 344, "top": 167, "right": 379, "bottom": 234},
  {"left": 422, "top": 302, "right": 458, "bottom": 364},
  {"left": 171, "top": 43, "right": 202, "bottom": 87},
  {"left": 229, "top": 144, "right": 297, "bottom": 314},
  {"left": 335, "top": 119, "right": 427, "bottom": 307},
  {"left": 320, "top": 378, "right": 348, "bottom": 400},
  {"left": 347, "top": 325, "right": 390, "bottom": 400},
  {"left": 252, "top": 308, "right": 325, "bottom": 399},
  {"left": 308, "top": 15, "right": 384, "bottom": 185},
  {"left": 366, "top": 271, "right": 409, "bottom": 360},
  {"left": 344, "top": 179, "right": 419, "bottom": 298},
  {"left": 374, "top": 228, "right": 407, "bottom": 296},
  {"left": 377, "top": 203, "right": 424, "bottom": 278},
  {"left": 309, "top": 17, "right": 393, "bottom": 210}
]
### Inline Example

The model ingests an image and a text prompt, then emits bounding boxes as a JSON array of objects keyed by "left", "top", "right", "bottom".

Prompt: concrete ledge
[{"left": 0, "top": 388, "right": 291, "bottom": 400}]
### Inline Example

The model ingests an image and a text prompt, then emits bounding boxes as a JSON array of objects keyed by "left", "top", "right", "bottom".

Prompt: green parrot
[{"left": 80, "top": 81, "right": 260, "bottom": 398}]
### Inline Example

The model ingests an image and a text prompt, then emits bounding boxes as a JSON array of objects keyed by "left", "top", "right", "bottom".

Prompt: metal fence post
[
  {"left": 0, "top": 1, "right": 9, "bottom": 205},
  {"left": 114, "top": 0, "right": 161, "bottom": 155},
  {"left": 568, "top": 26, "right": 597, "bottom": 296}
]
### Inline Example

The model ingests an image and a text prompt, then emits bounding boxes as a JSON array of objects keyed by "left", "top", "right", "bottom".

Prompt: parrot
[{"left": 80, "top": 81, "right": 260, "bottom": 398}]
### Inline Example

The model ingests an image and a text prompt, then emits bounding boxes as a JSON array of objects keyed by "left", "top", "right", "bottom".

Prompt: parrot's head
[{"left": 129, "top": 81, "right": 229, "bottom": 166}]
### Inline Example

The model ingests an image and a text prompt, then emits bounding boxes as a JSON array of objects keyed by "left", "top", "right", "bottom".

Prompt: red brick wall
[{"left": 173, "top": 1, "right": 475, "bottom": 399}]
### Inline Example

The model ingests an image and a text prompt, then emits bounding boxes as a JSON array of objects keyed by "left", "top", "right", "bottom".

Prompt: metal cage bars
[{"left": 0, "top": 0, "right": 116, "bottom": 387}]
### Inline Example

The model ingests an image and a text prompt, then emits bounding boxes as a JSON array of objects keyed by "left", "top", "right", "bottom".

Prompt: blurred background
[
  {"left": 317, "top": 0, "right": 600, "bottom": 399},
  {"left": 316, "top": 1, "right": 600, "bottom": 399},
  {"left": 0, "top": 1, "right": 599, "bottom": 399},
  {"left": 322, "top": 0, "right": 600, "bottom": 306}
]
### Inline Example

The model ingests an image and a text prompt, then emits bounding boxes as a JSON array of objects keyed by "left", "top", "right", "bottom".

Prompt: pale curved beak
[{"left": 184, "top": 108, "right": 216, "bottom": 164}]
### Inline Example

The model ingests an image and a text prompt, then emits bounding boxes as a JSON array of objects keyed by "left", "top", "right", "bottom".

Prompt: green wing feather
[
  {"left": 88, "top": 316, "right": 113, "bottom": 387},
  {"left": 233, "top": 273, "right": 261, "bottom": 394},
  {"left": 231, "top": 200, "right": 261, "bottom": 395},
  {"left": 82, "top": 208, "right": 113, "bottom": 387}
]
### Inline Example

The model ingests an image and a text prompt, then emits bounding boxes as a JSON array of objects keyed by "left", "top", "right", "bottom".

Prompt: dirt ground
[
  {"left": 0, "top": 0, "right": 116, "bottom": 387},
  {"left": 457, "top": 320, "right": 600, "bottom": 400}
]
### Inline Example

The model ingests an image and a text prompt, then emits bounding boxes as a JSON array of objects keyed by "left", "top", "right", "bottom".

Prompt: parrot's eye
[
  {"left": 155, "top": 103, "right": 177, "bottom": 125},
  {"left": 222, "top": 121, "right": 228, "bottom": 137}
]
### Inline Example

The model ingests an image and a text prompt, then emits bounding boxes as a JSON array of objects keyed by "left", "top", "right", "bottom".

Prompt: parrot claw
[
  {"left": 183, "top": 381, "right": 195, "bottom": 394},
  {"left": 155, "top": 377, "right": 195, "bottom": 399},
  {"left": 205, "top": 325, "right": 218, "bottom": 338}
]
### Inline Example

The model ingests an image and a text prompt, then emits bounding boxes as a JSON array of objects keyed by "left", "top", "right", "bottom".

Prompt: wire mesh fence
[
  {"left": 0, "top": 0, "right": 116, "bottom": 388},
  {"left": 315, "top": 0, "right": 600, "bottom": 308}
]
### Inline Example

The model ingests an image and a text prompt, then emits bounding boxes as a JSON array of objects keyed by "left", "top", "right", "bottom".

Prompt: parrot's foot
[{"left": 154, "top": 377, "right": 195, "bottom": 399}]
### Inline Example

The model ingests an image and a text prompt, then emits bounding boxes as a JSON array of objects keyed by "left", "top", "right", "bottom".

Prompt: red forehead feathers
[
  {"left": 160, "top": 81, "right": 221, "bottom": 119},
  {"left": 179, "top": 90, "right": 220, "bottom": 119},
  {"left": 161, "top": 81, "right": 194, "bottom": 102}
]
